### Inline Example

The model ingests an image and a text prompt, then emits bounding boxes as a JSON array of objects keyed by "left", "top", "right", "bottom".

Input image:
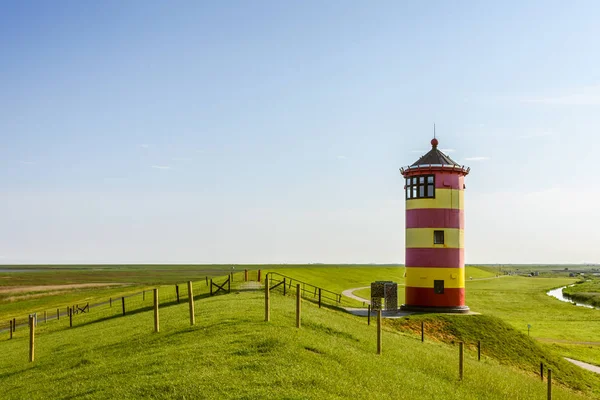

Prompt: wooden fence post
[
  {"left": 188, "top": 281, "right": 195, "bottom": 326},
  {"left": 296, "top": 283, "right": 301, "bottom": 328},
  {"left": 265, "top": 273, "right": 270, "bottom": 322},
  {"left": 478, "top": 341, "right": 481, "bottom": 361},
  {"left": 210, "top": 279, "right": 213, "bottom": 296},
  {"left": 421, "top": 321, "right": 424, "bottom": 342},
  {"left": 368, "top": 305, "right": 371, "bottom": 325},
  {"left": 122, "top": 297, "right": 126, "bottom": 316},
  {"left": 57, "top": 309, "right": 60, "bottom": 320},
  {"left": 44, "top": 311, "right": 47, "bottom": 323},
  {"left": 206, "top": 276, "right": 208, "bottom": 286},
  {"left": 244, "top": 269, "right": 248, "bottom": 282},
  {"left": 29, "top": 315, "right": 35, "bottom": 363},
  {"left": 110, "top": 297, "right": 112, "bottom": 307},
  {"left": 318, "top": 288, "right": 322, "bottom": 308},
  {"left": 377, "top": 310, "right": 382, "bottom": 354},
  {"left": 176, "top": 285, "right": 180, "bottom": 304},
  {"left": 459, "top": 342, "right": 464, "bottom": 380},
  {"left": 9, "top": 320, "right": 13, "bottom": 339},
  {"left": 258, "top": 269, "right": 262, "bottom": 283},
  {"left": 153, "top": 288, "right": 159, "bottom": 333},
  {"left": 143, "top": 290, "right": 145, "bottom": 301},
  {"left": 547, "top": 369, "right": 552, "bottom": 400},
  {"left": 13, "top": 317, "right": 16, "bottom": 332},
  {"left": 540, "top": 362, "right": 544, "bottom": 381},
  {"left": 69, "top": 307, "right": 73, "bottom": 328}
]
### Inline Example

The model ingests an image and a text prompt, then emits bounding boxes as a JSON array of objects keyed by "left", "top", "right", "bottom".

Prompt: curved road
[{"left": 341, "top": 286, "right": 371, "bottom": 304}]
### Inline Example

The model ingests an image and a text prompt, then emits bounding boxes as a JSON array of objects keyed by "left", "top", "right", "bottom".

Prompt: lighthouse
[{"left": 400, "top": 137, "right": 470, "bottom": 313}]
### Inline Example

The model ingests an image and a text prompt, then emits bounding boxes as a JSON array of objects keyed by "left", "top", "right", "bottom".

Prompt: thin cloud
[
  {"left": 517, "top": 131, "right": 554, "bottom": 139},
  {"left": 440, "top": 148, "right": 455, "bottom": 153},
  {"left": 410, "top": 149, "right": 426, "bottom": 153},
  {"left": 139, "top": 144, "right": 150, "bottom": 149},
  {"left": 520, "top": 85, "right": 600, "bottom": 106},
  {"left": 336, "top": 155, "right": 347, "bottom": 160},
  {"left": 151, "top": 165, "right": 172, "bottom": 170},
  {"left": 464, "top": 156, "right": 490, "bottom": 161}
]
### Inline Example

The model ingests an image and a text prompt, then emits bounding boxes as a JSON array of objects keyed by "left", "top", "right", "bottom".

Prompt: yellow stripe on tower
[
  {"left": 405, "top": 228, "right": 464, "bottom": 249},
  {"left": 405, "top": 267, "right": 465, "bottom": 288},
  {"left": 405, "top": 188, "right": 464, "bottom": 210}
]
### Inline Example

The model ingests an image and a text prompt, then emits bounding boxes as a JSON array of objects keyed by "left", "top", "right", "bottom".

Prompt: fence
[
  {"left": 267, "top": 272, "right": 356, "bottom": 309},
  {"left": 0, "top": 272, "right": 250, "bottom": 335},
  {"left": 1, "top": 269, "right": 559, "bottom": 398}
]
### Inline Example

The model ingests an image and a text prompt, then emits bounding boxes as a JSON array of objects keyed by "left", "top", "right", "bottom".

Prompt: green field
[
  {"left": 1, "top": 264, "right": 600, "bottom": 399},
  {"left": 1, "top": 287, "right": 595, "bottom": 399},
  {"left": 563, "top": 278, "right": 600, "bottom": 308}
]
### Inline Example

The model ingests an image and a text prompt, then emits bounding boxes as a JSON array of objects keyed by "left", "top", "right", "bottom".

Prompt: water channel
[{"left": 546, "top": 285, "right": 597, "bottom": 309}]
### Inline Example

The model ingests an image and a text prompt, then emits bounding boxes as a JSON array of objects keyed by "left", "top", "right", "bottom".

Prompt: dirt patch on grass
[
  {"left": 0, "top": 283, "right": 129, "bottom": 294},
  {"left": 390, "top": 317, "right": 458, "bottom": 343}
]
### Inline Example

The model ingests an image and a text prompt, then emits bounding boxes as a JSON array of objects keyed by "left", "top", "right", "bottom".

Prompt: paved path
[
  {"left": 341, "top": 287, "right": 371, "bottom": 304},
  {"left": 564, "top": 358, "right": 600, "bottom": 374},
  {"left": 341, "top": 275, "right": 507, "bottom": 305},
  {"left": 341, "top": 286, "right": 415, "bottom": 318}
]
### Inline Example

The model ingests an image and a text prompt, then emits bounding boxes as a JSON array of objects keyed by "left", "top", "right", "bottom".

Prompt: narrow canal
[{"left": 547, "top": 285, "right": 596, "bottom": 309}]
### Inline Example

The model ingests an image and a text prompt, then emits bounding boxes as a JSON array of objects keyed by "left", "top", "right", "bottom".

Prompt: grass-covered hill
[{"left": 1, "top": 287, "right": 597, "bottom": 399}]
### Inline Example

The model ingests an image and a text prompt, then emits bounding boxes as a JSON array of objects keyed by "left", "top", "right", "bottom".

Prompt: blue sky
[{"left": 1, "top": 1, "right": 598, "bottom": 264}]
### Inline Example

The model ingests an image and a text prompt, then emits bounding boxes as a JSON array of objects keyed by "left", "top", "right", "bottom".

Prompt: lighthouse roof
[
  {"left": 400, "top": 137, "right": 470, "bottom": 176},
  {"left": 411, "top": 138, "right": 461, "bottom": 167}
]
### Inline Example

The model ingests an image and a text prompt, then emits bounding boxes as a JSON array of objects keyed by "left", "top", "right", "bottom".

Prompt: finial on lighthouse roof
[{"left": 431, "top": 123, "right": 438, "bottom": 147}]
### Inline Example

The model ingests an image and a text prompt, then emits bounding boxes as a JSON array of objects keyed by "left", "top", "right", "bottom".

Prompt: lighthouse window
[
  {"left": 434, "top": 230, "right": 445, "bottom": 244},
  {"left": 405, "top": 174, "right": 435, "bottom": 200}
]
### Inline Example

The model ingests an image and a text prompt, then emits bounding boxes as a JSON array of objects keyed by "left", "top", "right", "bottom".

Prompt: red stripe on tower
[
  {"left": 405, "top": 248, "right": 464, "bottom": 268},
  {"left": 405, "top": 287, "right": 465, "bottom": 308},
  {"left": 406, "top": 209, "right": 464, "bottom": 229}
]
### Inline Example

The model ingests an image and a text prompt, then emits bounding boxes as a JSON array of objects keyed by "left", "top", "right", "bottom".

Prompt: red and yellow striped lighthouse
[{"left": 400, "top": 137, "right": 470, "bottom": 313}]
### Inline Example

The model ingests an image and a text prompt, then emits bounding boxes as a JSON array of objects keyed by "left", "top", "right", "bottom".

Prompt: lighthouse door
[{"left": 434, "top": 280, "right": 445, "bottom": 295}]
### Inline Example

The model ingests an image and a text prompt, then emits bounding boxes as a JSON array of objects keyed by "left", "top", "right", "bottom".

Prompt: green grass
[
  {"left": 265, "top": 266, "right": 406, "bottom": 294},
  {"left": 465, "top": 276, "right": 599, "bottom": 341},
  {"left": 563, "top": 279, "right": 600, "bottom": 307},
  {"left": 0, "top": 264, "right": 237, "bottom": 287},
  {"left": 387, "top": 314, "right": 599, "bottom": 395},
  {"left": 266, "top": 266, "right": 600, "bottom": 370},
  {"left": 3, "top": 264, "right": 600, "bottom": 397},
  {"left": 0, "top": 289, "right": 594, "bottom": 399}
]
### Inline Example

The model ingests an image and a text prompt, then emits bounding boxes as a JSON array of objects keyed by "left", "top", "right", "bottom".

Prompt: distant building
[{"left": 400, "top": 137, "right": 470, "bottom": 313}]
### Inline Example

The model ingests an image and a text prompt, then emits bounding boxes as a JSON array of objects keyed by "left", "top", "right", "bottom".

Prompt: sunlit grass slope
[
  {"left": 0, "top": 290, "right": 593, "bottom": 399},
  {"left": 466, "top": 276, "right": 599, "bottom": 341},
  {"left": 388, "top": 314, "right": 600, "bottom": 396}
]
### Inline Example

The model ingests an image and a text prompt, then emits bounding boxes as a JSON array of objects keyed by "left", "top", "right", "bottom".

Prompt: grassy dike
[{"left": 0, "top": 289, "right": 595, "bottom": 399}]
